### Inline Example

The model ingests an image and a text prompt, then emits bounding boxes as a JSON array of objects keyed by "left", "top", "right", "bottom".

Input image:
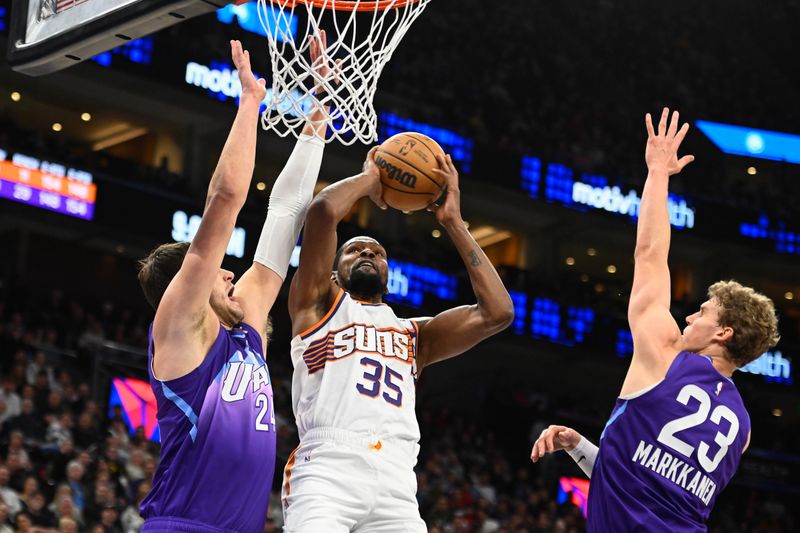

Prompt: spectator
[
  {"left": 0, "top": 503, "right": 12, "bottom": 533},
  {"left": 25, "top": 491, "right": 58, "bottom": 529},
  {"left": 0, "top": 465, "right": 21, "bottom": 518},
  {"left": 0, "top": 378, "right": 21, "bottom": 426},
  {"left": 6, "top": 400, "right": 44, "bottom": 442},
  {"left": 120, "top": 481, "right": 149, "bottom": 533},
  {"left": 65, "top": 461, "right": 87, "bottom": 514},
  {"left": 18, "top": 476, "right": 39, "bottom": 511},
  {"left": 58, "top": 516, "right": 79, "bottom": 533},
  {"left": 99, "top": 502, "right": 123, "bottom": 533},
  {"left": 14, "top": 510, "right": 34, "bottom": 533}
]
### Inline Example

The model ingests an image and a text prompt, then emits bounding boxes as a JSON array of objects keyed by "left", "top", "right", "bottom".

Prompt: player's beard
[{"left": 344, "top": 269, "right": 386, "bottom": 298}]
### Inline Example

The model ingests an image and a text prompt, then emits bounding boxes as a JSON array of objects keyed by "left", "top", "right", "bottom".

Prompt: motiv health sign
[
  {"left": 184, "top": 61, "right": 313, "bottom": 118},
  {"left": 571, "top": 181, "right": 695, "bottom": 229}
]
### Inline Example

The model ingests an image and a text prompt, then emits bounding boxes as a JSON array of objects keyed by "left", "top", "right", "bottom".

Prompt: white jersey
[{"left": 289, "top": 289, "right": 421, "bottom": 443}]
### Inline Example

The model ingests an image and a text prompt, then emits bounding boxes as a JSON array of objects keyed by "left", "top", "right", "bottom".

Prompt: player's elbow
[
  {"left": 306, "top": 195, "right": 337, "bottom": 225},
  {"left": 485, "top": 301, "right": 514, "bottom": 333},
  {"left": 207, "top": 187, "right": 246, "bottom": 211}
]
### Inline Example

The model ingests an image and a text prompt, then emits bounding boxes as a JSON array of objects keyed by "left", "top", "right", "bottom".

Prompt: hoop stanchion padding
[{"left": 258, "top": 0, "right": 431, "bottom": 145}]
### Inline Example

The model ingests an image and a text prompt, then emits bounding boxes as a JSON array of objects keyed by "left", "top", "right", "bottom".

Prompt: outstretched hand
[
  {"left": 645, "top": 107, "right": 694, "bottom": 176},
  {"left": 530, "top": 425, "right": 581, "bottom": 463},
  {"left": 231, "top": 40, "right": 266, "bottom": 103},
  {"left": 428, "top": 154, "right": 462, "bottom": 226},
  {"left": 309, "top": 30, "right": 342, "bottom": 98}
]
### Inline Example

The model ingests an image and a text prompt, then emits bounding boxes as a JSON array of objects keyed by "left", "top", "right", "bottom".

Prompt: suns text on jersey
[
  {"left": 632, "top": 440, "right": 717, "bottom": 506},
  {"left": 331, "top": 324, "right": 414, "bottom": 362}
]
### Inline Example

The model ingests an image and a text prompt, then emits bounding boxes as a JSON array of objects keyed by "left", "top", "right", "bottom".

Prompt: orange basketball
[{"left": 375, "top": 132, "right": 447, "bottom": 212}]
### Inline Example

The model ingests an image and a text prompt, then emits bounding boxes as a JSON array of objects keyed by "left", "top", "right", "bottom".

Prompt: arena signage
[
  {"left": 696, "top": 120, "right": 800, "bottom": 165},
  {"left": 171, "top": 210, "right": 246, "bottom": 259},
  {"left": 184, "top": 61, "right": 313, "bottom": 119},
  {"left": 217, "top": 2, "right": 297, "bottom": 42},
  {"left": 738, "top": 351, "right": 793, "bottom": 385},
  {"left": 0, "top": 148, "right": 96, "bottom": 220},
  {"left": 571, "top": 181, "right": 695, "bottom": 229},
  {"left": 289, "top": 247, "right": 452, "bottom": 307}
]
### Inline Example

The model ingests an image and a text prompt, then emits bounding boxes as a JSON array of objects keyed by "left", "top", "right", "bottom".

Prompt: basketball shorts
[{"left": 281, "top": 427, "right": 427, "bottom": 533}]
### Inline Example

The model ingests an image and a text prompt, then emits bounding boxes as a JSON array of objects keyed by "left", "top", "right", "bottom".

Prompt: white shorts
[{"left": 281, "top": 427, "right": 427, "bottom": 533}]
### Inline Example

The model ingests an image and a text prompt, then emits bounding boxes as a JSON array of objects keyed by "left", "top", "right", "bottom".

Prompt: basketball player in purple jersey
[
  {"left": 530, "top": 108, "right": 780, "bottom": 532},
  {"left": 135, "top": 37, "right": 334, "bottom": 532}
]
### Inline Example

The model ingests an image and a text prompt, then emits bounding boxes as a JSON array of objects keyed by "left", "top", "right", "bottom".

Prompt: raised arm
[
  {"left": 288, "top": 150, "right": 386, "bottom": 337},
  {"left": 233, "top": 32, "right": 335, "bottom": 349},
  {"left": 415, "top": 155, "right": 514, "bottom": 370},
  {"left": 152, "top": 41, "right": 266, "bottom": 380},
  {"left": 623, "top": 108, "right": 694, "bottom": 393}
]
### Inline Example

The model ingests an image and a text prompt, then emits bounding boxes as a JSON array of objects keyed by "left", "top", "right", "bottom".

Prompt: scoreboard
[{"left": 0, "top": 148, "right": 97, "bottom": 220}]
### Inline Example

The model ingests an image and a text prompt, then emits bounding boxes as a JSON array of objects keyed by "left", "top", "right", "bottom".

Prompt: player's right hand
[
  {"left": 363, "top": 147, "right": 387, "bottom": 210},
  {"left": 644, "top": 107, "right": 694, "bottom": 176},
  {"left": 530, "top": 424, "right": 582, "bottom": 463},
  {"left": 231, "top": 40, "right": 267, "bottom": 103}
]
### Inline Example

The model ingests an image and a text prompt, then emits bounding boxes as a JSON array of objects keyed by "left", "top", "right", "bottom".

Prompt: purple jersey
[
  {"left": 140, "top": 322, "right": 276, "bottom": 533},
  {"left": 588, "top": 352, "right": 750, "bottom": 532}
]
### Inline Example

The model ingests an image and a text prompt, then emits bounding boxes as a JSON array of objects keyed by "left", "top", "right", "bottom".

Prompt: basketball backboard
[{"left": 7, "top": 0, "right": 238, "bottom": 76}]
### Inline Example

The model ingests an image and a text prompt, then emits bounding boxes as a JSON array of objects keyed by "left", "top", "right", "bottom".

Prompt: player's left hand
[
  {"left": 530, "top": 424, "right": 581, "bottom": 463},
  {"left": 231, "top": 40, "right": 267, "bottom": 103},
  {"left": 428, "top": 154, "right": 462, "bottom": 226}
]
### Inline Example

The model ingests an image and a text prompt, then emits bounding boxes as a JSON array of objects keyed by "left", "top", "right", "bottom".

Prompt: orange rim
[{"left": 271, "top": 0, "right": 420, "bottom": 11}]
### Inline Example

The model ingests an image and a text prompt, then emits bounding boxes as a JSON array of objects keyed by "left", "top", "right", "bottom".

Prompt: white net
[{"left": 257, "top": 0, "right": 431, "bottom": 145}]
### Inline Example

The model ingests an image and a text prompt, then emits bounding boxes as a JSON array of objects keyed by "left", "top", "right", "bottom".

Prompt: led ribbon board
[
  {"left": 379, "top": 113, "right": 474, "bottom": 173},
  {"left": 696, "top": 120, "right": 800, "bottom": 164},
  {"left": 108, "top": 377, "right": 160, "bottom": 441},
  {"left": 0, "top": 148, "right": 96, "bottom": 220},
  {"left": 522, "top": 156, "right": 695, "bottom": 229},
  {"left": 558, "top": 477, "right": 590, "bottom": 518}
]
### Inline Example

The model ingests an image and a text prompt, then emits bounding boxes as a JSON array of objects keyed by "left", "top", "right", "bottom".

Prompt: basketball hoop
[{"left": 257, "top": 0, "right": 432, "bottom": 145}]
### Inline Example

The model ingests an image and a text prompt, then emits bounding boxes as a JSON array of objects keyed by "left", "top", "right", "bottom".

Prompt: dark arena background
[{"left": 1, "top": 0, "right": 799, "bottom": 531}]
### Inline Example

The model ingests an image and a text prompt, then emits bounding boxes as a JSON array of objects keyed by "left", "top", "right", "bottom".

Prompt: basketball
[{"left": 375, "top": 132, "right": 447, "bottom": 212}]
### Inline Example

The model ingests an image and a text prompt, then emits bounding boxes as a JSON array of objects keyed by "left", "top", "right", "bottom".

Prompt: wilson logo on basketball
[{"left": 375, "top": 155, "right": 417, "bottom": 189}]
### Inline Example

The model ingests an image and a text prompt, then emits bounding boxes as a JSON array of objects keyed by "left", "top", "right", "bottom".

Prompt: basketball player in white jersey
[{"left": 281, "top": 150, "right": 514, "bottom": 531}]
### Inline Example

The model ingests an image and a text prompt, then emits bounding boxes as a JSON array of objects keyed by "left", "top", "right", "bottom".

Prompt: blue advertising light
[
  {"left": 524, "top": 156, "right": 695, "bottom": 229},
  {"left": 738, "top": 351, "right": 793, "bottom": 385},
  {"left": 378, "top": 113, "right": 474, "bottom": 173},
  {"left": 383, "top": 259, "right": 457, "bottom": 308},
  {"left": 92, "top": 36, "right": 154, "bottom": 67},
  {"left": 616, "top": 329, "right": 634, "bottom": 358},
  {"left": 696, "top": 120, "right": 800, "bottom": 164},
  {"left": 217, "top": 2, "right": 298, "bottom": 42},
  {"left": 740, "top": 214, "right": 800, "bottom": 255},
  {"left": 521, "top": 156, "right": 542, "bottom": 199},
  {"left": 509, "top": 291, "right": 528, "bottom": 335}
]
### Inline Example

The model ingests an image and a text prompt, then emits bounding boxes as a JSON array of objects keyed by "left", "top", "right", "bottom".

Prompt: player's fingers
[
  {"left": 677, "top": 155, "right": 695, "bottom": 171},
  {"left": 546, "top": 430, "right": 557, "bottom": 453},
  {"left": 645, "top": 113, "right": 655, "bottom": 138},
  {"left": 674, "top": 122, "right": 691, "bottom": 147},
  {"left": 320, "top": 29, "right": 327, "bottom": 49},
  {"left": 658, "top": 107, "right": 669, "bottom": 136},
  {"left": 531, "top": 441, "right": 542, "bottom": 462},
  {"left": 667, "top": 110, "right": 679, "bottom": 138}
]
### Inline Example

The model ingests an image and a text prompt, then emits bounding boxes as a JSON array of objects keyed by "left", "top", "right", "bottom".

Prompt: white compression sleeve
[
  {"left": 253, "top": 133, "right": 324, "bottom": 280},
  {"left": 566, "top": 437, "right": 599, "bottom": 478}
]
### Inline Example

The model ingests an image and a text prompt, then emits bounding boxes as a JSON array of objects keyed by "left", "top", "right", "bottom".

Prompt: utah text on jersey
[{"left": 302, "top": 322, "right": 417, "bottom": 374}]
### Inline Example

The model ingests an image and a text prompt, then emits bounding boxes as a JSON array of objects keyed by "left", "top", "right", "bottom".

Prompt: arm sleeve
[
  {"left": 253, "top": 133, "right": 325, "bottom": 279},
  {"left": 566, "top": 436, "right": 599, "bottom": 478}
]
